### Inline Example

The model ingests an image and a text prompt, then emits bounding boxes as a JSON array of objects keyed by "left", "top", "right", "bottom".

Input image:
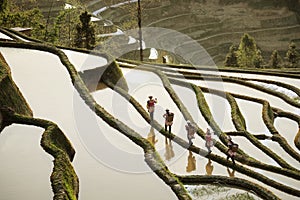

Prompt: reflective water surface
[
  {"left": 0, "top": 47, "right": 177, "bottom": 200},
  {"left": 0, "top": 47, "right": 299, "bottom": 200}
]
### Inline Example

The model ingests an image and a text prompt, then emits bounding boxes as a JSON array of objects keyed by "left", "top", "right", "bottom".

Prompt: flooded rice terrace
[{"left": 0, "top": 44, "right": 299, "bottom": 200}]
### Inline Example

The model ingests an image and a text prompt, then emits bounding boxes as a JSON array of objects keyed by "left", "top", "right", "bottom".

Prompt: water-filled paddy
[
  {"left": 1, "top": 46, "right": 299, "bottom": 200},
  {"left": 0, "top": 47, "right": 177, "bottom": 199}
]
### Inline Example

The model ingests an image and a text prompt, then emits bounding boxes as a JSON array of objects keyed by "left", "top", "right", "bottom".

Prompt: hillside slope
[
  {"left": 96, "top": 0, "right": 300, "bottom": 65},
  {"left": 13, "top": 0, "right": 300, "bottom": 65}
]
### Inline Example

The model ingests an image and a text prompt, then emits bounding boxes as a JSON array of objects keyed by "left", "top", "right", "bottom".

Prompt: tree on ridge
[
  {"left": 224, "top": 44, "right": 239, "bottom": 67},
  {"left": 286, "top": 42, "right": 299, "bottom": 67},
  {"left": 236, "top": 33, "right": 263, "bottom": 68},
  {"left": 75, "top": 11, "right": 96, "bottom": 49},
  {"left": 269, "top": 50, "right": 282, "bottom": 68}
]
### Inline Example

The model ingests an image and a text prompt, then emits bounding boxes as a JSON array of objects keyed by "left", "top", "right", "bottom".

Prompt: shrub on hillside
[
  {"left": 237, "top": 33, "right": 264, "bottom": 68},
  {"left": 224, "top": 44, "right": 239, "bottom": 67},
  {"left": 74, "top": 11, "right": 96, "bottom": 50},
  {"left": 224, "top": 33, "right": 264, "bottom": 68},
  {"left": 0, "top": 8, "right": 46, "bottom": 39},
  {"left": 269, "top": 50, "right": 282, "bottom": 68},
  {"left": 285, "top": 42, "right": 299, "bottom": 68}
]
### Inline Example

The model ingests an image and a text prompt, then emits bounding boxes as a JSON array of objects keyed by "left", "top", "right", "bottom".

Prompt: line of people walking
[
  {"left": 147, "top": 95, "right": 214, "bottom": 150},
  {"left": 146, "top": 95, "right": 238, "bottom": 164}
]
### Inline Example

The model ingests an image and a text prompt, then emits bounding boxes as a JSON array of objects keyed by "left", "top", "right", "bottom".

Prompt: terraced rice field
[{"left": 0, "top": 29, "right": 300, "bottom": 199}]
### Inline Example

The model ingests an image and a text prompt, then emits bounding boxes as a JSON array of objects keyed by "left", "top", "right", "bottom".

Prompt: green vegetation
[
  {"left": 224, "top": 33, "right": 300, "bottom": 69},
  {"left": 0, "top": 0, "right": 7, "bottom": 13},
  {"left": 0, "top": 0, "right": 101, "bottom": 48},
  {"left": 79, "top": 60, "right": 128, "bottom": 92},
  {"left": 100, "top": 0, "right": 161, "bottom": 31},
  {"left": 74, "top": 11, "right": 96, "bottom": 49},
  {"left": 0, "top": 7, "right": 46, "bottom": 40},
  {"left": 46, "top": 5, "right": 80, "bottom": 45},
  {"left": 187, "top": 185, "right": 229, "bottom": 199},
  {"left": 1, "top": 36, "right": 300, "bottom": 199},
  {"left": 185, "top": 184, "right": 264, "bottom": 200},
  {"left": 295, "top": 129, "right": 300, "bottom": 151},
  {"left": 238, "top": 35, "right": 263, "bottom": 68},
  {"left": 225, "top": 33, "right": 263, "bottom": 68},
  {"left": 286, "top": 42, "right": 299, "bottom": 67},
  {"left": 269, "top": 50, "right": 282, "bottom": 68},
  {"left": 33, "top": 42, "right": 191, "bottom": 200},
  {"left": 105, "top": 68, "right": 285, "bottom": 200},
  {"left": 222, "top": 193, "right": 256, "bottom": 200},
  {"left": 44, "top": 2, "right": 100, "bottom": 47},
  {"left": 226, "top": 94, "right": 246, "bottom": 131},
  {"left": 1, "top": 0, "right": 300, "bottom": 68},
  {"left": 100, "top": 61, "right": 128, "bottom": 91},
  {"left": 224, "top": 45, "right": 239, "bottom": 67}
]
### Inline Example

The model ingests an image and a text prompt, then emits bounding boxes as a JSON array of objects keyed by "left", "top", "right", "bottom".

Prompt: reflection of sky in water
[
  {"left": 189, "top": 79, "right": 299, "bottom": 114},
  {"left": 0, "top": 48, "right": 176, "bottom": 200},
  {"left": 0, "top": 32, "right": 13, "bottom": 40},
  {"left": 0, "top": 125, "right": 52, "bottom": 200},
  {"left": 235, "top": 99, "right": 268, "bottom": 134},
  {"left": 62, "top": 49, "right": 107, "bottom": 72},
  {"left": 204, "top": 93, "right": 234, "bottom": 132},
  {"left": 250, "top": 81, "right": 299, "bottom": 99},
  {"left": 274, "top": 118, "right": 299, "bottom": 152}
]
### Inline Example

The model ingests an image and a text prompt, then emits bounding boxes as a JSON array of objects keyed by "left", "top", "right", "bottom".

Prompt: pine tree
[
  {"left": 224, "top": 44, "right": 238, "bottom": 67},
  {"left": 254, "top": 49, "right": 264, "bottom": 68},
  {"left": 236, "top": 33, "right": 263, "bottom": 68},
  {"left": 75, "top": 11, "right": 96, "bottom": 49},
  {"left": 286, "top": 42, "right": 298, "bottom": 67},
  {"left": 269, "top": 50, "right": 282, "bottom": 68}
]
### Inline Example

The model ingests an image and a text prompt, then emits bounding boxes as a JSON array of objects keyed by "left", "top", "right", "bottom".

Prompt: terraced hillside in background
[
  {"left": 93, "top": 0, "right": 300, "bottom": 65},
  {"left": 14, "top": 0, "right": 300, "bottom": 65}
]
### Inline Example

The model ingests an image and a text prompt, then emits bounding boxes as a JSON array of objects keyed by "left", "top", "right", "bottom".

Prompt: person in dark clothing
[
  {"left": 163, "top": 109, "right": 174, "bottom": 133},
  {"left": 226, "top": 135, "right": 238, "bottom": 165}
]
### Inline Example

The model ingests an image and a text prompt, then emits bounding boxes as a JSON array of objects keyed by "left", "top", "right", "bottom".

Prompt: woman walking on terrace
[
  {"left": 186, "top": 121, "right": 196, "bottom": 145},
  {"left": 226, "top": 136, "right": 238, "bottom": 165},
  {"left": 205, "top": 128, "right": 214, "bottom": 154},
  {"left": 146, "top": 96, "right": 157, "bottom": 123}
]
